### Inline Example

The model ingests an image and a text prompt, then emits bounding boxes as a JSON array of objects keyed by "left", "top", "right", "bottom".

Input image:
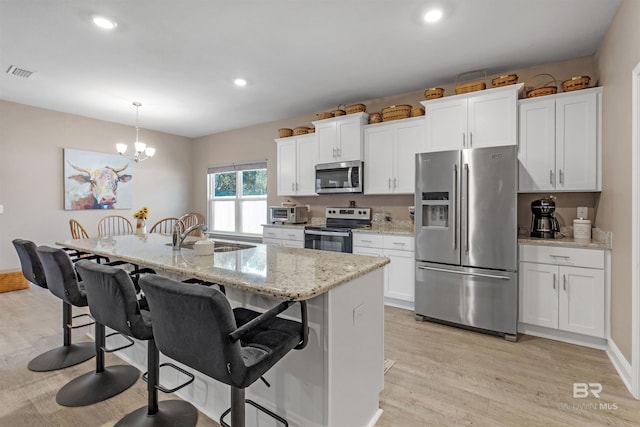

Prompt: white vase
[{"left": 136, "top": 219, "right": 147, "bottom": 235}]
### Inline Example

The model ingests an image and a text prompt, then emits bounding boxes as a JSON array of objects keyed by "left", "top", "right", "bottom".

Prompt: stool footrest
[
  {"left": 69, "top": 312, "right": 94, "bottom": 329},
  {"left": 103, "top": 331, "right": 135, "bottom": 353},
  {"left": 142, "top": 362, "right": 194, "bottom": 394},
  {"left": 220, "top": 399, "right": 289, "bottom": 427}
]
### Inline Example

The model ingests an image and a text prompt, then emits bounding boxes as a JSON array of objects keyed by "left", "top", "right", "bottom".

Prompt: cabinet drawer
[
  {"left": 519, "top": 245, "right": 604, "bottom": 269},
  {"left": 383, "top": 235, "right": 414, "bottom": 251},
  {"left": 262, "top": 227, "right": 281, "bottom": 239},
  {"left": 353, "top": 233, "right": 384, "bottom": 248},
  {"left": 280, "top": 228, "right": 304, "bottom": 241}
]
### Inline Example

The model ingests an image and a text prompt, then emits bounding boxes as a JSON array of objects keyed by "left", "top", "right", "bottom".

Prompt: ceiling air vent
[{"left": 6, "top": 65, "right": 36, "bottom": 79}]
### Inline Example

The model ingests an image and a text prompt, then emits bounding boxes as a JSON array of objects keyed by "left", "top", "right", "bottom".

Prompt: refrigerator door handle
[
  {"left": 417, "top": 265, "right": 511, "bottom": 281},
  {"left": 464, "top": 163, "right": 470, "bottom": 254},
  {"left": 453, "top": 164, "right": 458, "bottom": 250}
]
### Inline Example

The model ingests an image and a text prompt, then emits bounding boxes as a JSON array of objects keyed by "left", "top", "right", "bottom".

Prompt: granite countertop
[
  {"left": 518, "top": 228, "right": 612, "bottom": 250},
  {"left": 57, "top": 234, "right": 389, "bottom": 301}
]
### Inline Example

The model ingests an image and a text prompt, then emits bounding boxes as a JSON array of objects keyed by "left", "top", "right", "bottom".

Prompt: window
[{"left": 207, "top": 161, "right": 267, "bottom": 234}]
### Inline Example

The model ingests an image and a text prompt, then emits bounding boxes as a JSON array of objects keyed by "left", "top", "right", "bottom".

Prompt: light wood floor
[{"left": 3, "top": 285, "right": 640, "bottom": 426}]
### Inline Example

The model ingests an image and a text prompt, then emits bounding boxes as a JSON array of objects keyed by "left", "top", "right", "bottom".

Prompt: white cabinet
[
  {"left": 312, "top": 112, "right": 368, "bottom": 164},
  {"left": 518, "top": 87, "right": 602, "bottom": 192},
  {"left": 364, "top": 117, "right": 426, "bottom": 194},
  {"left": 518, "top": 244, "right": 606, "bottom": 339},
  {"left": 275, "top": 134, "right": 317, "bottom": 196},
  {"left": 353, "top": 233, "right": 414, "bottom": 309},
  {"left": 262, "top": 226, "right": 305, "bottom": 248},
  {"left": 421, "top": 84, "right": 521, "bottom": 152}
]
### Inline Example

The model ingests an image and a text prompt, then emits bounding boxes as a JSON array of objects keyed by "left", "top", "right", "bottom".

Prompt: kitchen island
[{"left": 57, "top": 234, "right": 389, "bottom": 427}]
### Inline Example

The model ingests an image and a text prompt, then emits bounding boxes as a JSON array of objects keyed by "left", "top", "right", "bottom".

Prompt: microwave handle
[{"left": 347, "top": 167, "right": 353, "bottom": 188}]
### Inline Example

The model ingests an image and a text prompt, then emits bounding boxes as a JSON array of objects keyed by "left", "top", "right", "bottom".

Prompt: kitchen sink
[{"left": 166, "top": 240, "right": 255, "bottom": 252}]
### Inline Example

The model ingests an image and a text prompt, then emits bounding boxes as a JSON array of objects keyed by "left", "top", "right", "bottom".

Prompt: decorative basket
[
  {"left": 293, "top": 126, "right": 310, "bottom": 136},
  {"left": 526, "top": 73, "right": 558, "bottom": 98},
  {"left": 411, "top": 106, "right": 425, "bottom": 117},
  {"left": 317, "top": 111, "right": 333, "bottom": 120},
  {"left": 424, "top": 87, "right": 444, "bottom": 100},
  {"left": 345, "top": 103, "right": 366, "bottom": 114},
  {"left": 491, "top": 74, "right": 519, "bottom": 87},
  {"left": 332, "top": 104, "right": 346, "bottom": 117},
  {"left": 455, "top": 70, "right": 487, "bottom": 95},
  {"left": 562, "top": 76, "right": 591, "bottom": 92},
  {"left": 307, "top": 127, "right": 315, "bottom": 134},
  {"left": 278, "top": 128, "right": 293, "bottom": 138},
  {"left": 369, "top": 113, "right": 382, "bottom": 124},
  {"left": 381, "top": 105, "right": 411, "bottom": 122}
]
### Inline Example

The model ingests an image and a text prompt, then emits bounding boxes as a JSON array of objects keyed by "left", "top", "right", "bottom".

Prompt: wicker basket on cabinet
[{"left": 381, "top": 105, "right": 411, "bottom": 122}]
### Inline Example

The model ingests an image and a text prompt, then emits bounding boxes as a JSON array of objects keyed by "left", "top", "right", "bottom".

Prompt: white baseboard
[
  {"left": 607, "top": 338, "right": 634, "bottom": 397},
  {"left": 384, "top": 297, "right": 414, "bottom": 312}
]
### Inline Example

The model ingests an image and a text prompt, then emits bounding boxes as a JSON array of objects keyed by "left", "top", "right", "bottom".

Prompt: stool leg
[
  {"left": 147, "top": 339, "right": 159, "bottom": 416},
  {"left": 231, "top": 387, "right": 245, "bottom": 427},
  {"left": 27, "top": 302, "right": 95, "bottom": 372}
]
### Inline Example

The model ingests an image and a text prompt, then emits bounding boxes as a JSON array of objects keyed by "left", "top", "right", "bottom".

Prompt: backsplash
[{"left": 517, "top": 192, "right": 600, "bottom": 231}]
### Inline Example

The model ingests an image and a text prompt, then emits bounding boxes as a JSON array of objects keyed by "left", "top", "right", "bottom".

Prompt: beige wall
[
  {"left": 595, "top": 0, "right": 640, "bottom": 363},
  {"left": 0, "top": 100, "right": 193, "bottom": 271},
  {"left": 192, "top": 55, "right": 598, "bottom": 223}
]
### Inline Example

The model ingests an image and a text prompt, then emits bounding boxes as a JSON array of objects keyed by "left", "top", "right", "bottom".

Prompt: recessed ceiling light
[
  {"left": 92, "top": 16, "right": 117, "bottom": 30},
  {"left": 233, "top": 78, "right": 247, "bottom": 87},
  {"left": 423, "top": 9, "right": 443, "bottom": 23}
]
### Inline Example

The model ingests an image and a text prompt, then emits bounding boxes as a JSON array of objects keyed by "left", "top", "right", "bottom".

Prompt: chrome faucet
[{"left": 172, "top": 220, "right": 208, "bottom": 250}]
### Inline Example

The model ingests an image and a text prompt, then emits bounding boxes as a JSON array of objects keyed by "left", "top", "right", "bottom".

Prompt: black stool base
[
  {"left": 27, "top": 342, "right": 95, "bottom": 372},
  {"left": 115, "top": 400, "right": 198, "bottom": 427},
  {"left": 56, "top": 365, "right": 139, "bottom": 407}
]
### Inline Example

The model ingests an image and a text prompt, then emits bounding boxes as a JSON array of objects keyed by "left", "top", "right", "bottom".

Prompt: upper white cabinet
[
  {"left": 421, "top": 84, "right": 521, "bottom": 152},
  {"left": 275, "top": 134, "right": 318, "bottom": 196},
  {"left": 312, "top": 112, "right": 368, "bottom": 164},
  {"left": 518, "top": 87, "right": 602, "bottom": 192},
  {"left": 364, "top": 117, "right": 426, "bottom": 194}
]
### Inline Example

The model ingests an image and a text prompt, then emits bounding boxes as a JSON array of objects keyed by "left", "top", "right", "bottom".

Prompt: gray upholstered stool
[
  {"left": 75, "top": 260, "right": 198, "bottom": 426},
  {"left": 12, "top": 239, "right": 95, "bottom": 371},
  {"left": 140, "top": 275, "right": 308, "bottom": 427},
  {"left": 36, "top": 246, "right": 140, "bottom": 407}
]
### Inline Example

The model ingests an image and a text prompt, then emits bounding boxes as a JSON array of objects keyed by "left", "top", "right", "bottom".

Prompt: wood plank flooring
[{"left": 2, "top": 285, "right": 640, "bottom": 426}]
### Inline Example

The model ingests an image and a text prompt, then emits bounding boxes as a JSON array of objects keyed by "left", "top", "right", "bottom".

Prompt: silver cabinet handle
[
  {"left": 332, "top": 147, "right": 336, "bottom": 158},
  {"left": 559, "top": 169, "right": 564, "bottom": 185},
  {"left": 291, "top": 182, "right": 295, "bottom": 191},
  {"left": 296, "top": 182, "right": 299, "bottom": 191},
  {"left": 462, "top": 133, "right": 466, "bottom": 148},
  {"left": 453, "top": 164, "right": 458, "bottom": 250},
  {"left": 553, "top": 273, "right": 556, "bottom": 290},
  {"left": 388, "top": 177, "right": 391, "bottom": 189},
  {"left": 563, "top": 274, "right": 567, "bottom": 291},
  {"left": 337, "top": 147, "right": 341, "bottom": 158},
  {"left": 550, "top": 170, "right": 554, "bottom": 185},
  {"left": 393, "top": 177, "right": 397, "bottom": 188},
  {"left": 550, "top": 255, "right": 571, "bottom": 260},
  {"left": 469, "top": 132, "right": 473, "bottom": 147}
]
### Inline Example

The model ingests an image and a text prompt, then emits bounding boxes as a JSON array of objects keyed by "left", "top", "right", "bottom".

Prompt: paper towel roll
[{"left": 573, "top": 219, "right": 591, "bottom": 242}]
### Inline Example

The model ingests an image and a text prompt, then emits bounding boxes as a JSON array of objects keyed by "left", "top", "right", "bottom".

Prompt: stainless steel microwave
[
  {"left": 269, "top": 206, "right": 308, "bottom": 224},
  {"left": 315, "top": 160, "right": 363, "bottom": 194}
]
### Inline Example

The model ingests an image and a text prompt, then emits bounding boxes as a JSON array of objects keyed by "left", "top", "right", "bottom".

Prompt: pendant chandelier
[{"left": 116, "top": 102, "right": 155, "bottom": 162}]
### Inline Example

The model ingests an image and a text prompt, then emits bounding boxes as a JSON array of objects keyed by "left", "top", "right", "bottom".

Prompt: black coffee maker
[{"left": 530, "top": 198, "right": 560, "bottom": 238}]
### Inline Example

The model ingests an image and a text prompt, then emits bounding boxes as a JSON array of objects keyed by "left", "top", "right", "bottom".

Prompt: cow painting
[{"left": 64, "top": 149, "right": 134, "bottom": 210}]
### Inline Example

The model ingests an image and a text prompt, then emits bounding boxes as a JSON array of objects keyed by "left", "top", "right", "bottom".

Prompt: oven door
[{"left": 304, "top": 228, "right": 353, "bottom": 253}]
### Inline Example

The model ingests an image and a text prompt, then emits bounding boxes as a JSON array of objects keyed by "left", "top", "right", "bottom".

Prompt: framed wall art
[{"left": 64, "top": 148, "right": 134, "bottom": 210}]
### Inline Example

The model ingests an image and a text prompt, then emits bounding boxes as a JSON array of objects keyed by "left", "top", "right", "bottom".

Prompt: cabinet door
[
  {"left": 555, "top": 92, "right": 598, "bottom": 191},
  {"left": 558, "top": 266, "right": 605, "bottom": 338},
  {"left": 518, "top": 99, "right": 556, "bottom": 192},
  {"left": 518, "top": 262, "right": 558, "bottom": 329},
  {"left": 424, "top": 98, "right": 467, "bottom": 152},
  {"left": 467, "top": 88, "right": 517, "bottom": 148},
  {"left": 276, "top": 139, "right": 296, "bottom": 196},
  {"left": 281, "top": 239, "right": 304, "bottom": 248},
  {"left": 336, "top": 117, "right": 362, "bottom": 161},
  {"left": 296, "top": 134, "right": 318, "bottom": 195},
  {"left": 316, "top": 121, "right": 337, "bottom": 164},
  {"left": 395, "top": 120, "right": 426, "bottom": 194},
  {"left": 364, "top": 125, "right": 395, "bottom": 194},
  {"left": 262, "top": 237, "right": 281, "bottom": 246},
  {"left": 385, "top": 249, "right": 415, "bottom": 302}
]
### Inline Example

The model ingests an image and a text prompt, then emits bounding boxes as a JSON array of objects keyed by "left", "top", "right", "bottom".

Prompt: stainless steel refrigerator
[{"left": 414, "top": 145, "right": 518, "bottom": 341}]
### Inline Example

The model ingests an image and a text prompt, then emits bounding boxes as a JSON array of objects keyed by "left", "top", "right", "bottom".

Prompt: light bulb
[
  {"left": 233, "top": 78, "right": 247, "bottom": 87},
  {"left": 134, "top": 141, "right": 146, "bottom": 153},
  {"left": 424, "top": 9, "right": 443, "bottom": 23},
  {"left": 93, "top": 16, "right": 117, "bottom": 30},
  {"left": 145, "top": 147, "right": 156, "bottom": 157},
  {"left": 116, "top": 143, "right": 128, "bottom": 154}
]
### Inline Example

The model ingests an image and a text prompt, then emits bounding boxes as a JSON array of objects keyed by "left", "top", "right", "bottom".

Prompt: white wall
[{"left": 0, "top": 100, "right": 193, "bottom": 271}]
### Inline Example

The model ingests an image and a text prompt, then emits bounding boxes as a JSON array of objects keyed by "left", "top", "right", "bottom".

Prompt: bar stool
[
  {"left": 36, "top": 246, "right": 140, "bottom": 407},
  {"left": 75, "top": 260, "right": 198, "bottom": 426},
  {"left": 12, "top": 239, "right": 95, "bottom": 372},
  {"left": 140, "top": 275, "right": 308, "bottom": 427}
]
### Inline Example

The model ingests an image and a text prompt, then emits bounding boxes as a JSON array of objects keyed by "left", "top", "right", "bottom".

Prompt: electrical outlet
[{"left": 577, "top": 206, "right": 588, "bottom": 219}]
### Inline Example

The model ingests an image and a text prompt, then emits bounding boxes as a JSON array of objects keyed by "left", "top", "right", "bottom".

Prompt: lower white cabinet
[
  {"left": 353, "top": 233, "right": 414, "bottom": 309},
  {"left": 262, "top": 226, "right": 305, "bottom": 248},
  {"left": 518, "top": 244, "right": 606, "bottom": 339}
]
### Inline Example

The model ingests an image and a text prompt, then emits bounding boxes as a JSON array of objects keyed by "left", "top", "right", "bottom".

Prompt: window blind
[{"left": 207, "top": 160, "right": 267, "bottom": 175}]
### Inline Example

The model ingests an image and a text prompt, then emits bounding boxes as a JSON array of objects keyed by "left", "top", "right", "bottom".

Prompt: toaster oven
[{"left": 269, "top": 206, "right": 308, "bottom": 224}]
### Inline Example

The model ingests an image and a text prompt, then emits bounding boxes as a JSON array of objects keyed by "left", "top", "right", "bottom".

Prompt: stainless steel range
[{"left": 304, "top": 207, "right": 371, "bottom": 253}]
